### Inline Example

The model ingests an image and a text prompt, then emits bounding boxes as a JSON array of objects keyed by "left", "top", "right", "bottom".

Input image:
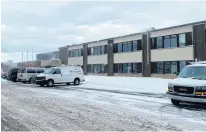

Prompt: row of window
[
  {"left": 151, "top": 60, "right": 192, "bottom": 74},
  {"left": 114, "top": 63, "right": 142, "bottom": 74},
  {"left": 113, "top": 40, "right": 142, "bottom": 53},
  {"left": 151, "top": 32, "right": 192, "bottom": 49},
  {"left": 88, "top": 45, "right": 107, "bottom": 56},
  {"left": 86, "top": 60, "right": 193, "bottom": 74},
  {"left": 68, "top": 32, "right": 193, "bottom": 57},
  {"left": 87, "top": 64, "right": 107, "bottom": 73},
  {"left": 68, "top": 49, "right": 83, "bottom": 57}
]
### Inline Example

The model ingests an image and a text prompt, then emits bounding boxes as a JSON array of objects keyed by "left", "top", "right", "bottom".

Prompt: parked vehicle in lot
[
  {"left": 1, "top": 72, "right": 7, "bottom": 79},
  {"left": 167, "top": 61, "right": 206, "bottom": 105},
  {"left": 17, "top": 67, "right": 46, "bottom": 83},
  {"left": 7, "top": 68, "right": 19, "bottom": 82},
  {"left": 36, "top": 66, "right": 84, "bottom": 87}
]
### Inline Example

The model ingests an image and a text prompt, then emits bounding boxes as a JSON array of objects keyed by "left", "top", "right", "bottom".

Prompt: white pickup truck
[{"left": 166, "top": 61, "right": 206, "bottom": 105}]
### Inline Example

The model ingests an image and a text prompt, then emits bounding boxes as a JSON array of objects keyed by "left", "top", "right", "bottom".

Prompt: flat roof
[{"left": 61, "top": 20, "right": 206, "bottom": 48}]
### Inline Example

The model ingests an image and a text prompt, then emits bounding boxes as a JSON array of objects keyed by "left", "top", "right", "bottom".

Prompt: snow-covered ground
[
  {"left": 79, "top": 75, "right": 170, "bottom": 94},
  {"left": 1, "top": 76, "right": 206, "bottom": 131}
]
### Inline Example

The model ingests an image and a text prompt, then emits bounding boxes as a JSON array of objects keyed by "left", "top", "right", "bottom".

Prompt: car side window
[{"left": 54, "top": 68, "right": 61, "bottom": 74}]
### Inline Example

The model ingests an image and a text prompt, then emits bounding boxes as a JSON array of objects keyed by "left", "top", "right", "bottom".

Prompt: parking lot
[{"left": 1, "top": 78, "right": 206, "bottom": 131}]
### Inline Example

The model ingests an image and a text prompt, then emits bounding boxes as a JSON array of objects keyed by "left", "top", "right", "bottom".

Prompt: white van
[
  {"left": 17, "top": 67, "right": 46, "bottom": 83},
  {"left": 36, "top": 66, "right": 84, "bottom": 87},
  {"left": 167, "top": 61, "right": 206, "bottom": 105}
]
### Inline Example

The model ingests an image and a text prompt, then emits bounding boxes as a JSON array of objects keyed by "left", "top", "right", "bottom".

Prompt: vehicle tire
[
  {"left": 47, "top": 79, "right": 54, "bottom": 87},
  {"left": 74, "top": 78, "right": 80, "bottom": 85},
  {"left": 171, "top": 99, "right": 181, "bottom": 106},
  {"left": 12, "top": 79, "right": 16, "bottom": 82},
  {"left": 22, "top": 81, "right": 26, "bottom": 84},
  {"left": 29, "top": 77, "right": 35, "bottom": 84},
  {"left": 66, "top": 83, "right": 70, "bottom": 85}
]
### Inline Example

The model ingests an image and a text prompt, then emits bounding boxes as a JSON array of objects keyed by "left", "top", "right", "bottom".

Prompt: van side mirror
[{"left": 176, "top": 72, "right": 179, "bottom": 76}]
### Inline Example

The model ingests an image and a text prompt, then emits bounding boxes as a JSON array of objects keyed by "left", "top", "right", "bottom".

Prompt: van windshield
[
  {"left": 44, "top": 68, "right": 55, "bottom": 74},
  {"left": 177, "top": 66, "right": 206, "bottom": 80}
]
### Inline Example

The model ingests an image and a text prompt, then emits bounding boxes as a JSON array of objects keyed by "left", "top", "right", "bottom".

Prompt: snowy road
[{"left": 1, "top": 80, "right": 206, "bottom": 131}]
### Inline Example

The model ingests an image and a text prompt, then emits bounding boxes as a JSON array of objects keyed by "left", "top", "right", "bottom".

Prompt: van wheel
[
  {"left": 29, "top": 77, "right": 35, "bottom": 84},
  {"left": 66, "top": 83, "right": 70, "bottom": 85},
  {"left": 171, "top": 99, "right": 181, "bottom": 106},
  {"left": 47, "top": 80, "right": 54, "bottom": 87},
  {"left": 74, "top": 78, "right": 80, "bottom": 85}
]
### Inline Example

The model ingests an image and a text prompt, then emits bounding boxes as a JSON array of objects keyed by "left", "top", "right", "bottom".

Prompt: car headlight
[
  {"left": 168, "top": 83, "right": 174, "bottom": 92},
  {"left": 195, "top": 86, "right": 206, "bottom": 96}
]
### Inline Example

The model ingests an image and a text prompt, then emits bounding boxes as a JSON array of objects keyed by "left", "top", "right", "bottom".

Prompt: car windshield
[
  {"left": 44, "top": 68, "right": 55, "bottom": 74},
  {"left": 177, "top": 66, "right": 206, "bottom": 80}
]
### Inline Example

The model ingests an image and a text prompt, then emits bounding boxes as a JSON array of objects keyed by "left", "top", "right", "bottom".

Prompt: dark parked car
[{"left": 7, "top": 68, "right": 19, "bottom": 82}]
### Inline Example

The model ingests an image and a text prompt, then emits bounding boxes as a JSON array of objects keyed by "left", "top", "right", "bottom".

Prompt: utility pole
[
  {"left": 32, "top": 49, "right": 33, "bottom": 61},
  {"left": 22, "top": 52, "right": 23, "bottom": 62},
  {"left": 27, "top": 49, "right": 28, "bottom": 62}
]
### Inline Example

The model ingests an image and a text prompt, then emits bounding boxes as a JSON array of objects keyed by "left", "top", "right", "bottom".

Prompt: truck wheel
[
  {"left": 47, "top": 80, "right": 54, "bottom": 87},
  {"left": 74, "top": 78, "right": 80, "bottom": 85},
  {"left": 171, "top": 99, "right": 180, "bottom": 106}
]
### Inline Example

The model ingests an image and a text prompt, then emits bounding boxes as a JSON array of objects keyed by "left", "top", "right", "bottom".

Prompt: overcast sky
[{"left": 1, "top": 0, "right": 206, "bottom": 62}]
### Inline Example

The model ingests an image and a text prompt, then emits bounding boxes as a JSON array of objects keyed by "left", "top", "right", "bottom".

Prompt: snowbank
[{"left": 79, "top": 75, "right": 171, "bottom": 94}]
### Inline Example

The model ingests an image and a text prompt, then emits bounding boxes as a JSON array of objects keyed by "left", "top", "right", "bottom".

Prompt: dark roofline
[
  {"left": 36, "top": 51, "right": 58, "bottom": 55},
  {"left": 63, "top": 20, "right": 206, "bottom": 48}
]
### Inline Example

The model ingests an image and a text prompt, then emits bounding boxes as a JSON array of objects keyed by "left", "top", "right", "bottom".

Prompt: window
[
  {"left": 150, "top": 38, "right": 157, "bottom": 49},
  {"left": 118, "top": 64, "right": 123, "bottom": 73},
  {"left": 68, "top": 50, "right": 72, "bottom": 57},
  {"left": 123, "top": 63, "right": 128, "bottom": 73},
  {"left": 157, "top": 37, "right": 163, "bottom": 49},
  {"left": 37, "top": 69, "right": 45, "bottom": 73},
  {"left": 100, "top": 45, "right": 104, "bottom": 54},
  {"left": 54, "top": 68, "right": 61, "bottom": 74},
  {"left": 100, "top": 64, "right": 105, "bottom": 73},
  {"left": 133, "top": 63, "right": 142, "bottom": 73},
  {"left": 179, "top": 61, "right": 186, "bottom": 72},
  {"left": 157, "top": 62, "right": 164, "bottom": 74},
  {"left": 118, "top": 43, "right": 122, "bottom": 53},
  {"left": 133, "top": 41, "right": 137, "bottom": 51},
  {"left": 113, "top": 43, "right": 118, "bottom": 53},
  {"left": 97, "top": 46, "right": 101, "bottom": 55},
  {"left": 186, "top": 32, "right": 192, "bottom": 46},
  {"left": 179, "top": 34, "right": 186, "bottom": 47},
  {"left": 164, "top": 36, "right": 171, "bottom": 48},
  {"left": 128, "top": 63, "right": 132, "bottom": 73},
  {"left": 164, "top": 62, "right": 171, "bottom": 74},
  {"left": 114, "top": 64, "right": 118, "bottom": 73},
  {"left": 81, "top": 49, "right": 83, "bottom": 56},
  {"left": 87, "top": 65, "right": 92, "bottom": 73},
  {"left": 123, "top": 42, "right": 128, "bottom": 52},
  {"left": 91, "top": 47, "right": 94, "bottom": 55},
  {"left": 137, "top": 40, "right": 142, "bottom": 50},
  {"left": 88, "top": 48, "right": 91, "bottom": 55},
  {"left": 171, "top": 61, "right": 178, "bottom": 74},
  {"left": 171, "top": 35, "right": 177, "bottom": 48},
  {"left": 27, "top": 68, "right": 36, "bottom": 73},
  {"left": 151, "top": 62, "right": 157, "bottom": 73},
  {"left": 104, "top": 45, "right": 107, "bottom": 54},
  {"left": 128, "top": 41, "right": 132, "bottom": 52}
]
